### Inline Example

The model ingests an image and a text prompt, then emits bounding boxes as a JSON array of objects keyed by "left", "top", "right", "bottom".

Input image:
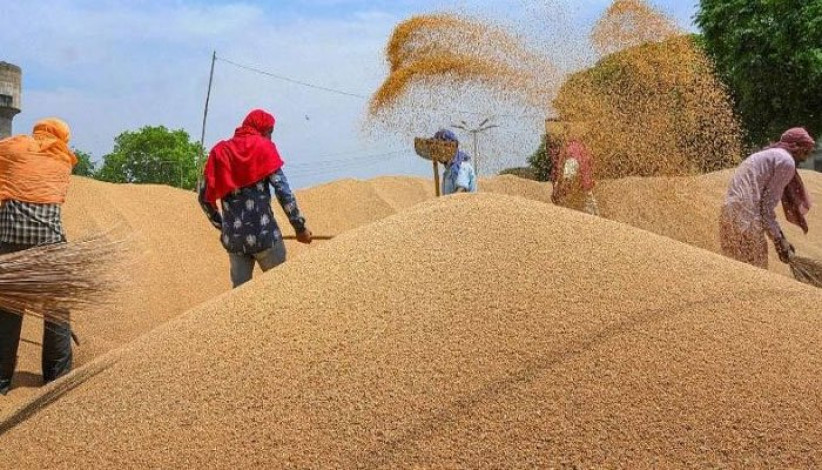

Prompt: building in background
[
  {"left": 799, "top": 142, "right": 822, "bottom": 172},
  {"left": 0, "top": 62, "right": 22, "bottom": 139}
]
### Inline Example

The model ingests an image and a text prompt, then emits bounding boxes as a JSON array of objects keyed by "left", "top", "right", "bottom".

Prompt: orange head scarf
[
  {"left": 32, "top": 118, "right": 77, "bottom": 166},
  {"left": 0, "top": 117, "right": 77, "bottom": 204}
]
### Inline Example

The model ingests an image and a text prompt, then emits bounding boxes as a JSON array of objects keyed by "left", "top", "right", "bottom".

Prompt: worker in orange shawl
[
  {"left": 0, "top": 118, "right": 77, "bottom": 396},
  {"left": 547, "top": 119, "right": 600, "bottom": 216}
]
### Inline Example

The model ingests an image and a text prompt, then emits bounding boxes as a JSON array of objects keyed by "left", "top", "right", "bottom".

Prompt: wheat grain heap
[
  {"left": 4, "top": 170, "right": 819, "bottom": 422},
  {"left": 0, "top": 177, "right": 231, "bottom": 420},
  {"left": 2, "top": 193, "right": 821, "bottom": 468},
  {"left": 597, "top": 169, "right": 822, "bottom": 277}
]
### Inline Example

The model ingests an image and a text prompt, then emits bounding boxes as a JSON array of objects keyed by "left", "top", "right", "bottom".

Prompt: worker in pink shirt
[{"left": 720, "top": 128, "right": 815, "bottom": 268}]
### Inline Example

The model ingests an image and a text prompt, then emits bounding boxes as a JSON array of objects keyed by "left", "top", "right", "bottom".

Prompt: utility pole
[
  {"left": 452, "top": 117, "right": 499, "bottom": 176},
  {"left": 197, "top": 51, "right": 217, "bottom": 186}
]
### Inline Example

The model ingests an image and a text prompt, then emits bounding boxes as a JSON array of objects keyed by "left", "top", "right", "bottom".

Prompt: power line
[
  {"left": 215, "top": 55, "right": 545, "bottom": 120},
  {"left": 217, "top": 56, "right": 369, "bottom": 100},
  {"left": 287, "top": 150, "right": 406, "bottom": 169},
  {"left": 286, "top": 151, "right": 408, "bottom": 177},
  {"left": 295, "top": 147, "right": 406, "bottom": 162}
]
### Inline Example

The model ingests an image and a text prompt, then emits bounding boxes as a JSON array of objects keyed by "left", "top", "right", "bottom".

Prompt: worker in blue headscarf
[{"left": 433, "top": 129, "right": 477, "bottom": 195}]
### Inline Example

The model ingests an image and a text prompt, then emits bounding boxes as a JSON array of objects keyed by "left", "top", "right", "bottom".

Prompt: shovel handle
[{"left": 282, "top": 235, "right": 334, "bottom": 241}]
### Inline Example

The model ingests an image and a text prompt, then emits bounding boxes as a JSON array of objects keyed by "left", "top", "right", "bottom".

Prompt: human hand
[
  {"left": 775, "top": 237, "right": 795, "bottom": 264},
  {"left": 296, "top": 228, "right": 313, "bottom": 244}
]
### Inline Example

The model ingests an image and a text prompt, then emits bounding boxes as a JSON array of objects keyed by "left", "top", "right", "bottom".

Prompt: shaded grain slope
[
  {"left": 597, "top": 169, "right": 822, "bottom": 278},
  {"left": 0, "top": 177, "right": 230, "bottom": 418}
]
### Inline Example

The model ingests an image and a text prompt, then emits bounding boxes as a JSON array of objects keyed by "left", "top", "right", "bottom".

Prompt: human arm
[
  {"left": 270, "top": 169, "right": 311, "bottom": 243},
  {"left": 197, "top": 180, "right": 223, "bottom": 230},
  {"left": 454, "top": 163, "right": 475, "bottom": 193},
  {"left": 570, "top": 141, "right": 595, "bottom": 192},
  {"left": 760, "top": 154, "right": 797, "bottom": 241},
  {"left": 761, "top": 153, "right": 798, "bottom": 261}
]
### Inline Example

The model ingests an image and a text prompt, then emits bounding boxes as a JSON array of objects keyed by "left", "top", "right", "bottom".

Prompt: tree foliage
[
  {"left": 696, "top": 0, "right": 822, "bottom": 146},
  {"left": 526, "top": 134, "right": 553, "bottom": 182},
  {"left": 96, "top": 126, "right": 204, "bottom": 189},
  {"left": 499, "top": 166, "right": 537, "bottom": 180},
  {"left": 72, "top": 149, "right": 96, "bottom": 177}
]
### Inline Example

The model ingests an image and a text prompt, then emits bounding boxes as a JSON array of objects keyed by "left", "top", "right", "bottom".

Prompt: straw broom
[
  {"left": 789, "top": 255, "right": 822, "bottom": 289},
  {"left": 0, "top": 233, "right": 131, "bottom": 325}
]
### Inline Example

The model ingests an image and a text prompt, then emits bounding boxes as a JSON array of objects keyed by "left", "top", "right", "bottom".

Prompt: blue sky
[{"left": 1, "top": 0, "right": 698, "bottom": 189}]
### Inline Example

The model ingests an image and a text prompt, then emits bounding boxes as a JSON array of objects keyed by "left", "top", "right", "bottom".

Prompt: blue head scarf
[{"left": 433, "top": 129, "right": 470, "bottom": 171}]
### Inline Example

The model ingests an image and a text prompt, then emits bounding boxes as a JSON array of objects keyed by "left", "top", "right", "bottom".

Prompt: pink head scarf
[{"left": 769, "top": 127, "right": 816, "bottom": 154}]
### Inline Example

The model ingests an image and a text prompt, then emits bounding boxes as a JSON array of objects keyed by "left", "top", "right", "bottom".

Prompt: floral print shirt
[{"left": 199, "top": 169, "right": 306, "bottom": 254}]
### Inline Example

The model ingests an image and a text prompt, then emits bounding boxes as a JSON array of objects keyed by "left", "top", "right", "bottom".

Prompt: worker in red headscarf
[
  {"left": 548, "top": 120, "right": 599, "bottom": 216},
  {"left": 720, "top": 127, "right": 815, "bottom": 268},
  {"left": 199, "top": 109, "right": 312, "bottom": 287}
]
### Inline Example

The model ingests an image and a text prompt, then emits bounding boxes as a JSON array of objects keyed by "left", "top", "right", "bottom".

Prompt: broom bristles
[
  {"left": 789, "top": 256, "right": 822, "bottom": 289},
  {"left": 0, "top": 232, "right": 134, "bottom": 324}
]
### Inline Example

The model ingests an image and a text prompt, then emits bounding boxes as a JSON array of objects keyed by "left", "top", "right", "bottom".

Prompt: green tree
[
  {"left": 97, "top": 126, "right": 204, "bottom": 190},
  {"left": 499, "top": 166, "right": 537, "bottom": 180},
  {"left": 72, "top": 149, "right": 96, "bottom": 177},
  {"left": 527, "top": 134, "right": 553, "bottom": 182},
  {"left": 696, "top": 0, "right": 822, "bottom": 146}
]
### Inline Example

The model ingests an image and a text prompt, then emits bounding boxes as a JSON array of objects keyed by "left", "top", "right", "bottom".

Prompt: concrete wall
[{"left": 0, "top": 61, "right": 22, "bottom": 139}]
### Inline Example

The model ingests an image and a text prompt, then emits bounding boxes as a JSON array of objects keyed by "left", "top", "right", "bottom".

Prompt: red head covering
[
  {"left": 203, "top": 109, "right": 284, "bottom": 204},
  {"left": 770, "top": 127, "right": 816, "bottom": 154},
  {"left": 768, "top": 128, "right": 815, "bottom": 234}
]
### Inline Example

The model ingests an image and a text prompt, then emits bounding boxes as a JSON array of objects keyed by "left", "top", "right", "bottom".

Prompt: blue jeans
[
  {"left": 229, "top": 240, "right": 287, "bottom": 288},
  {"left": 0, "top": 243, "right": 73, "bottom": 395}
]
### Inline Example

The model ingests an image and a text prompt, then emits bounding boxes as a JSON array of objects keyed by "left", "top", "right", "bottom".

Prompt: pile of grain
[
  {"left": 597, "top": 169, "right": 822, "bottom": 279},
  {"left": 2, "top": 175, "right": 431, "bottom": 416},
  {"left": 0, "top": 177, "right": 230, "bottom": 419},
  {"left": 2, "top": 174, "right": 434, "bottom": 417},
  {"left": 2, "top": 193, "right": 821, "bottom": 467},
  {"left": 5, "top": 169, "right": 819, "bottom": 417}
]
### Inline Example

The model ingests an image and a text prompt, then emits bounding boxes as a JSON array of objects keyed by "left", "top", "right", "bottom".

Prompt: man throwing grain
[
  {"left": 0, "top": 118, "right": 77, "bottom": 395},
  {"left": 199, "top": 109, "right": 312, "bottom": 288},
  {"left": 433, "top": 129, "right": 477, "bottom": 195},
  {"left": 720, "top": 128, "right": 815, "bottom": 268}
]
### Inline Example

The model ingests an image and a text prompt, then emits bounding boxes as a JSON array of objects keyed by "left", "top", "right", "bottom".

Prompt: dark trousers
[{"left": 0, "top": 243, "right": 73, "bottom": 395}]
